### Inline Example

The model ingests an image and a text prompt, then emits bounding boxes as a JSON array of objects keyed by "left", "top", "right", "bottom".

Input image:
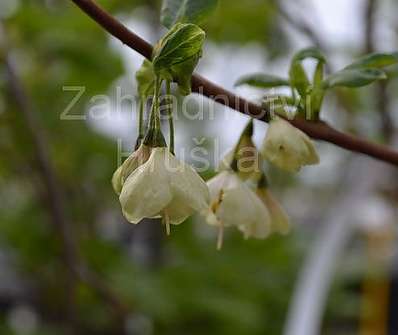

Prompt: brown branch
[
  {"left": 4, "top": 41, "right": 129, "bottom": 327},
  {"left": 69, "top": 0, "right": 398, "bottom": 166},
  {"left": 276, "top": 0, "right": 394, "bottom": 147}
]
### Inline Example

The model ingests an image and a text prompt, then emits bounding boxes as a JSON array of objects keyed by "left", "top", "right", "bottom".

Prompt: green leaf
[
  {"left": 135, "top": 60, "right": 155, "bottom": 99},
  {"left": 170, "top": 53, "right": 202, "bottom": 95},
  {"left": 385, "top": 64, "right": 398, "bottom": 78},
  {"left": 313, "top": 62, "right": 324, "bottom": 87},
  {"left": 289, "top": 62, "right": 310, "bottom": 97},
  {"left": 153, "top": 23, "right": 205, "bottom": 71},
  {"left": 153, "top": 23, "right": 205, "bottom": 95},
  {"left": 234, "top": 73, "right": 289, "bottom": 88},
  {"left": 161, "top": 0, "right": 218, "bottom": 28},
  {"left": 307, "top": 87, "right": 325, "bottom": 120},
  {"left": 292, "top": 47, "right": 326, "bottom": 63},
  {"left": 323, "top": 68, "right": 387, "bottom": 88},
  {"left": 288, "top": 47, "right": 325, "bottom": 97},
  {"left": 311, "top": 62, "right": 326, "bottom": 116},
  {"left": 344, "top": 52, "right": 398, "bottom": 70}
]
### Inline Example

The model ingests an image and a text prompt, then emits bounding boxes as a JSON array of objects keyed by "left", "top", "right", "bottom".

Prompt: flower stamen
[{"left": 163, "top": 210, "right": 171, "bottom": 236}]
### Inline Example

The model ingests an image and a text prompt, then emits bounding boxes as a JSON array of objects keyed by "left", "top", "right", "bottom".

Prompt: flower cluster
[
  {"left": 112, "top": 23, "right": 320, "bottom": 248},
  {"left": 205, "top": 116, "right": 318, "bottom": 248}
]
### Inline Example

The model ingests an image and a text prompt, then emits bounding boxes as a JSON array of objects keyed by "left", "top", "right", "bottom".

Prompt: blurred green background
[{"left": 1, "top": 0, "right": 398, "bottom": 334}]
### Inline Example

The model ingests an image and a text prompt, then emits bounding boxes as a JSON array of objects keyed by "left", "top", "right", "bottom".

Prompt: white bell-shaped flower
[
  {"left": 256, "top": 187, "right": 290, "bottom": 235},
  {"left": 261, "top": 117, "right": 319, "bottom": 172},
  {"left": 206, "top": 170, "right": 271, "bottom": 248},
  {"left": 119, "top": 147, "right": 209, "bottom": 233},
  {"left": 112, "top": 144, "right": 152, "bottom": 195}
]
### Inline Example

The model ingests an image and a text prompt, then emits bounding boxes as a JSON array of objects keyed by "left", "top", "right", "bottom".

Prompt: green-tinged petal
[
  {"left": 120, "top": 144, "right": 152, "bottom": 182},
  {"left": 261, "top": 118, "right": 319, "bottom": 172},
  {"left": 111, "top": 144, "right": 152, "bottom": 196},
  {"left": 112, "top": 165, "right": 124, "bottom": 195},
  {"left": 257, "top": 188, "right": 290, "bottom": 235},
  {"left": 303, "top": 135, "right": 320, "bottom": 164}
]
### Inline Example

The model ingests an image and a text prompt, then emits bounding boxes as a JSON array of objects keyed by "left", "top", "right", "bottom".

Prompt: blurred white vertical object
[{"left": 283, "top": 157, "right": 391, "bottom": 335}]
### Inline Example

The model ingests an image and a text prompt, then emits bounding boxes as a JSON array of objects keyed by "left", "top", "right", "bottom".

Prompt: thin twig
[
  {"left": 5, "top": 52, "right": 80, "bottom": 331},
  {"left": 364, "top": 0, "right": 377, "bottom": 54},
  {"left": 69, "top": 0, "right": 398, "bottom": 166},
  {"left": 363, "top": 0, "right": 394, "bottom": 142},
  {"left": 275, "top": 0, "right": 362, "bottom": 117},
  {"left": 275, "top": 1, "right": 326, "bottom": 51},
  {"left": 4, "top": 42, "right": 129, "bottom": 325}
]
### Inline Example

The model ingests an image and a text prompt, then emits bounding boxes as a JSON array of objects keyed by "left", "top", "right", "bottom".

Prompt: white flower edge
[{"left": 112, "top": 144, "right": 151, "bottom": 195}]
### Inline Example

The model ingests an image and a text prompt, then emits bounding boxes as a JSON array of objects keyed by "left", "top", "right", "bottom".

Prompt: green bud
[{"left": 152, "top": 23, "right": 205, "bottom": 95}]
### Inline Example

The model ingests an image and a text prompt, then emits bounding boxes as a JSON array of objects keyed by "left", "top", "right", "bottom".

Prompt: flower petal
[
  {"left": 262, "top": 118, "right": 319, "bottom": 172},
  {"left": 207, "top": 171, "right": 271, "bottom": 238},
  {"left": 166, "top": 150, "right": 210, "bottom": 224},
  {"left": 112, "top": 144, "right": 152, "bottom": 195},
  {"left": 119, "top": 149, "right": 172, "bottom": 224},
  {"left": 112, "top": 165, "right": 124, "bottom": 195},
  {"left": 257, "top": 188, "right": 290, "bottom": 234}
]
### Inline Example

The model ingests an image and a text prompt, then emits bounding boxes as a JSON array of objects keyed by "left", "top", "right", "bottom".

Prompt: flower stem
[
  {"left": 147, "top": 77, "right": 161, "bottom": 131},
  {"left": 135, "top": 98, "right": 145, "bottom": 149},
  {"left": 143, "top": 77, "right": 166, "bottom": 147},
  {"left": 166, "top": 80, "right": 175, "bottom": 154},
  {"left": 153, "top": 77, "right": 161, "bottom": 131},
  {"left": 138, "top": 98, "right": 144, "bottom": 139}
]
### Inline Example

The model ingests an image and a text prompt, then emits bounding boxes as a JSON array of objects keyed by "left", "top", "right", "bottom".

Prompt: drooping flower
[
  {"left": 113, "top": 21, "right": 209, "bottom": 235},
  {"left": 261, "top": 117, "right": 319, "bottom": 172},
  {"left": 206, "top": 170, "right": 271, "bottom": 249},
  {"left": 112, "top": 144, "right": 152, "bottom": 195},
  {"left": 119, "top": 147, "right": 209, "bottom": 234}
]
